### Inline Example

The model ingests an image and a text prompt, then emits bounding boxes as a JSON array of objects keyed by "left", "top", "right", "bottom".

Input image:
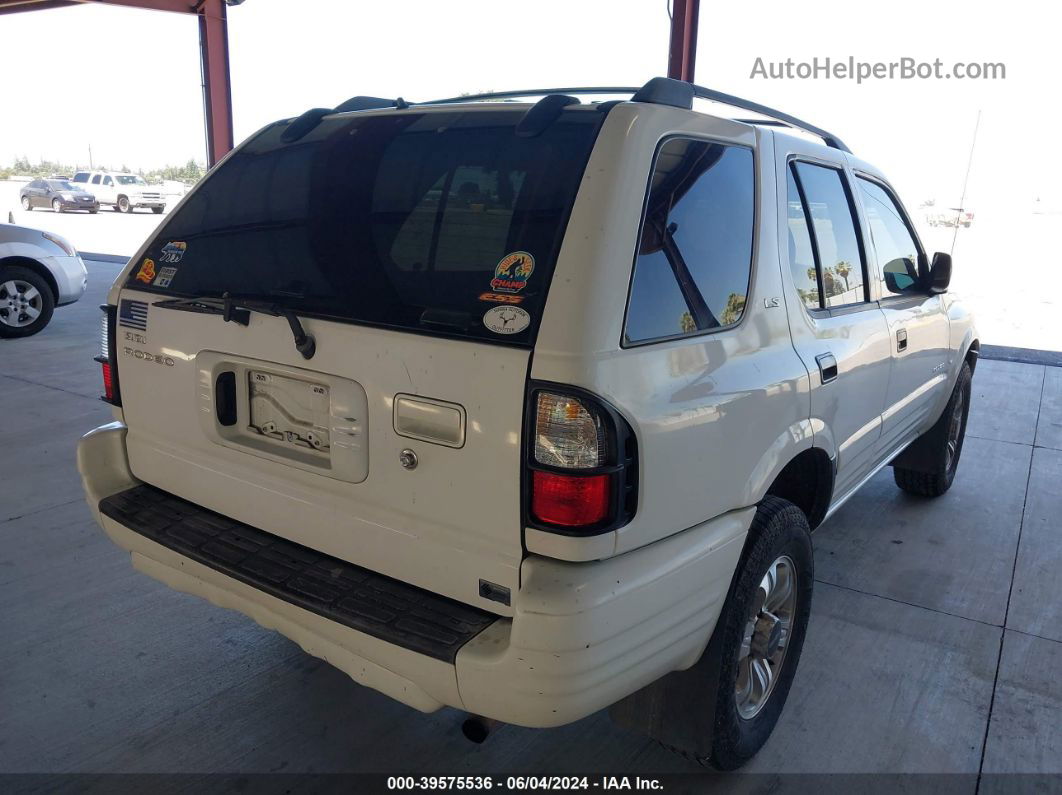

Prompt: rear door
[
  {"left": 90, "top": 173, "right": 107, "bottom": 203},
  {"left": 100, "top": 175, "right": 116, "bottom": 204},
  {"left": 780, "top": 152, "right": 893, "bottom": 498},
  {"left": 853, "top": 175, "right": 950, "bottom": 450},
  {"left": 114, "top": 106, "right": 604, "bottom": 612},
  {"left": 25, "top": 179, "right": 43, "bottom": 207}
]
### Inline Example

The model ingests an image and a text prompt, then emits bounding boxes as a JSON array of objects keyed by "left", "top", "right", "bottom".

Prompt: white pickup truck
[{"left": 70, "top": 171, "right": 166, "bottom": 214}]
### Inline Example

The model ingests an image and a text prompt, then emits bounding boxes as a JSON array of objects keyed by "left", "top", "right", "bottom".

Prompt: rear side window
[
  {"left": 786, "top": 169, "right": 819, "bottom": 309},
  {"left": 127, "top": 109, "right": 604, "bottom": 346},
  {"left": 790, "top": 162, "right": 866, "bottom": 309},
  {"left": 857, "top": 177, "right": 923, "bottom": 296},
  {"left": 624, "top": 138, "right": 754, "bottom": 344},
  {"left": 91, "top": 174, "right": 101, "bottom": 185}
]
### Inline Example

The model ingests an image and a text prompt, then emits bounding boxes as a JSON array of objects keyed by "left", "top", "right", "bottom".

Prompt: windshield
[
  {"left": 128, "top": 107, "right": 604, "bottom": 346},
  {"left": 46, "top": 180, "right": 76, "bottom": 191},
  {"left": 116, "top": 175, "right": 147, "bottom": 185}
]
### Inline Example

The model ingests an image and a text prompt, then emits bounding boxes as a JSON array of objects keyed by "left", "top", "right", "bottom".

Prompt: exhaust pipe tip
[{"left": 461, "top": 715, "right": 496, "bottom": 744}]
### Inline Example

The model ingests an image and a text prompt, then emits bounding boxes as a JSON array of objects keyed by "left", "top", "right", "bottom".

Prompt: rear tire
[
  {"left": 0, "top": 266, "right": 55, "bottom": 338},
  {"left": 21, "top": 196, "right": 32, "bottom": 211},
  {"left": 89, "top": 210, "right": 98, "bottom": 214},
  {"left": 893, "top": 362, "right": 972, "bottom": 497},
  {"left": 699, "top": 497, "right": 814, "bottom": 770}
]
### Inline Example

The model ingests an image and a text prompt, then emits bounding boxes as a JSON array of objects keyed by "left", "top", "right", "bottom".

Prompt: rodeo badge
[{"left": 489, "top": 251, "right": 534, "bottom": 294}]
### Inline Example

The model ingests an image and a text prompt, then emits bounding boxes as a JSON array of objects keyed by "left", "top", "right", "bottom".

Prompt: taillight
[
  {"left": 526, "top": 386, "right": 637, "bottom": 535},
  {"left": 95, "top": 304, "right": 121, "bottom": 406},
  {"left": 532, "top": 471, "right": 611, "bottom": 527}
]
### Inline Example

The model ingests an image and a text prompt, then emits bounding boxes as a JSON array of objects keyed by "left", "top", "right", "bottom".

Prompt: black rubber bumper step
[{"left": 99, "top": 485, "right": 496, "bottom": 662}]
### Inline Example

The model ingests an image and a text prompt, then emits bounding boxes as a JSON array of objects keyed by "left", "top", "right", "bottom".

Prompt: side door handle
[
  {"left": 896, "top": 328, "right": 908, "bottom": 352},
  {"left": 816, "top": 352, "right": 838, "bottom": 384}
]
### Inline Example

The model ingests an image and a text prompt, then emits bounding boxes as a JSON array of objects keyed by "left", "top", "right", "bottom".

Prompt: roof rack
[
  {"left": 426, "top": 87, "right": 641, "bottom": 104},
  {"left": 422, "top": 77, "right": 851, "bottom": 153}
]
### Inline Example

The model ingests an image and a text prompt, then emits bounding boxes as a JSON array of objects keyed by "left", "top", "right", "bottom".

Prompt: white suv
[
  {"left": 77, "top": 78, "right": 977, "bottom": 769},
  {"left": 70, "top": 170, "right": 166, "bottom": 214}
]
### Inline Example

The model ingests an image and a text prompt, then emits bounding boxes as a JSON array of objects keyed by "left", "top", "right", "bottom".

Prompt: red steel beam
[
  {"left": 667, "top": 0, "right": 700, "bottom": 83},
  {"left": 0, "top": 0, "right": 234, "bottom": 166},
  {"left": 197, "top": 0, "right": 233, "bottom": 166}
]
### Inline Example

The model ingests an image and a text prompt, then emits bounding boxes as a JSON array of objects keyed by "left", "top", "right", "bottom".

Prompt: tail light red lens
[
  {"left": 100, "top": 361, "right": 116, "bottom": 403},
  {"left": 531, "top": 471, "right": 611, "bottom": 527}
]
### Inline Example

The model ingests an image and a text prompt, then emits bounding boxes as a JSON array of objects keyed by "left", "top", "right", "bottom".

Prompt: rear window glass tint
[{"left": 128, "top": 108, "right": 604, "bottom": 346}]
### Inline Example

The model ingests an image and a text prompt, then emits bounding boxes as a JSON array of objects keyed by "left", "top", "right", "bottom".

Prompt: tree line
[{"left": 0, "top": 157, "right": 205, "bottom": 185}]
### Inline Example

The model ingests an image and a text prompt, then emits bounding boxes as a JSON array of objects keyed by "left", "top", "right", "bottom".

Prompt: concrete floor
[{"left": 2, "top": 260, "right": 1061, "bottom": 789}]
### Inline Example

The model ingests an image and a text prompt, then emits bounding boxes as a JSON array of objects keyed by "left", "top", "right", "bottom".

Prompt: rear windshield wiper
[{"left": 154, "top": 292, "right": 316, "bottom": 360}]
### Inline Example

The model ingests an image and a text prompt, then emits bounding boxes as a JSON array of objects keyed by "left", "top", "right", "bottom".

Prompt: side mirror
[{"left": 928, "top": 252, "right": 952, "bottom": 294}]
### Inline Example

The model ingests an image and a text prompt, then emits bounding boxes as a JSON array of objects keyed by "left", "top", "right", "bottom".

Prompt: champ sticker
[
  {"left": 483, "top": 305, "right": 530, "bottom": 335},
  {"left": 134, "top": 258, "right": 156, "bottom": 284},
  {"left": 489, "top": 251, "right": 534, "bottom": 294},
  {"left": 160, "top": 241, "right": 187, "bottom": 264}
]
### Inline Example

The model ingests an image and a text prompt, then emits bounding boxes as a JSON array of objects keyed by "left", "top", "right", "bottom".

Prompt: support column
[{"left": 667, "top": 0, "right": 700, "bottom": 83}]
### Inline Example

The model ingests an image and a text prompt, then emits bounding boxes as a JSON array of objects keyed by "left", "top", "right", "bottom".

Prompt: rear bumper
[{"left": 78, "top": 421, "right": 749, "bottom": 728}]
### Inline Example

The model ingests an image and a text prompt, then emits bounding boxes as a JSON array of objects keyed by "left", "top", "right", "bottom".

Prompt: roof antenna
[{"left": 951, "top": 110, "right": 981, "bottom": 256}]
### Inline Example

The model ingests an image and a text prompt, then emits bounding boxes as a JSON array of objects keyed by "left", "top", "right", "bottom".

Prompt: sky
[{"left": 1, "top": 0, "right": 1060, "bottom": 214}]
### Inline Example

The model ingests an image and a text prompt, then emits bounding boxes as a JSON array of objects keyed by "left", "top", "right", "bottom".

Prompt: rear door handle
[
  {"left": 816, "top": 352, "right": 838, "bottom": 384},
  {"left": 896, "top": 328, "right": 908, "bottom": 352}
]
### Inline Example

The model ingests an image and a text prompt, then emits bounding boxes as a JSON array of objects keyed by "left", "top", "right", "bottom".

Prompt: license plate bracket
[{"left": 248, "top": 370, "right": 331, "bottom": 452}]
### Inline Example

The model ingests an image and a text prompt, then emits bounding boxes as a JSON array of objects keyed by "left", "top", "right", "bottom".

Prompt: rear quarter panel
[{"left": 529, "top": 106, "right": 813, "bottom": 560}]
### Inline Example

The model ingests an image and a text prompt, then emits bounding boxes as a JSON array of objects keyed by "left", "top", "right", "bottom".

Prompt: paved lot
[{"left": 1, "top": 260, "right": 1060, "bottom": 790}]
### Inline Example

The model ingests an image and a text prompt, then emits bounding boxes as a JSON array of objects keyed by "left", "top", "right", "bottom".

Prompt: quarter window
[
  {"left": 791, "top": 162, "right": 866, "bottom": 308},
  {"left": 857, "top": 178, "right": 923, "bottom": 296},
  {"left": 625, "top": 139, "right": 754, "bottom": 344}
]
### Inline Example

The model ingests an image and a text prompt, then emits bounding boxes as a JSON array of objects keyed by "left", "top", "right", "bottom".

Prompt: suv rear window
[{"left": 128, "top": 108, "right": 604, "bottom": 346}]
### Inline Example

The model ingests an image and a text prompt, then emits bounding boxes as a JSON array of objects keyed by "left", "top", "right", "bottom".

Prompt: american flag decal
[{"left": 119, "top": 299, "right": 148, "bottom": 331}]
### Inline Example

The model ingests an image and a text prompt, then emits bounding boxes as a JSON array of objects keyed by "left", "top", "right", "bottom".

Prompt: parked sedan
[
  {"left": 0, "top": 222, "right": 88, "bottom": 337},
  {"left": 19, "top": 179, "right": 99, "bottom": 213}
]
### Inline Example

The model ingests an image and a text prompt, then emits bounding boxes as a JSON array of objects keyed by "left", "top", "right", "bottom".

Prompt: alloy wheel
[
  {"left": 735, "top": 555, "right": 798, "bottom": 720},
  {"left": 945, "top": 386, "right": 965, "bottom": 471},
  {"left": 0, "top": 280, "right": 43, "bottom": 328}
]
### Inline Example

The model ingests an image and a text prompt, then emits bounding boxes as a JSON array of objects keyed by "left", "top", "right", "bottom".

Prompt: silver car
[{"left": 0, "top": 222, "right": 88, "bottom": 337}]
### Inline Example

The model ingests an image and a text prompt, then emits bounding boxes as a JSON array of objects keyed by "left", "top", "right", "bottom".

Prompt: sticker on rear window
[
  {"left": 134, "top": 258, "right": 156, "bottom": 284},
  {"left": 489, "top": 251, "right": 534, "bottom": 294},
  {"left": 483, "top": 306, "right": 530, "bottom": 335},
  {"left": 153, "top": 266, "right": 178, "bottom": 288},
  {"left": 160, "top": 241, "right": 187, "bottom": 263},
  {"left": 478, "top": 291, "right": 524, "bottom": 305}
]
